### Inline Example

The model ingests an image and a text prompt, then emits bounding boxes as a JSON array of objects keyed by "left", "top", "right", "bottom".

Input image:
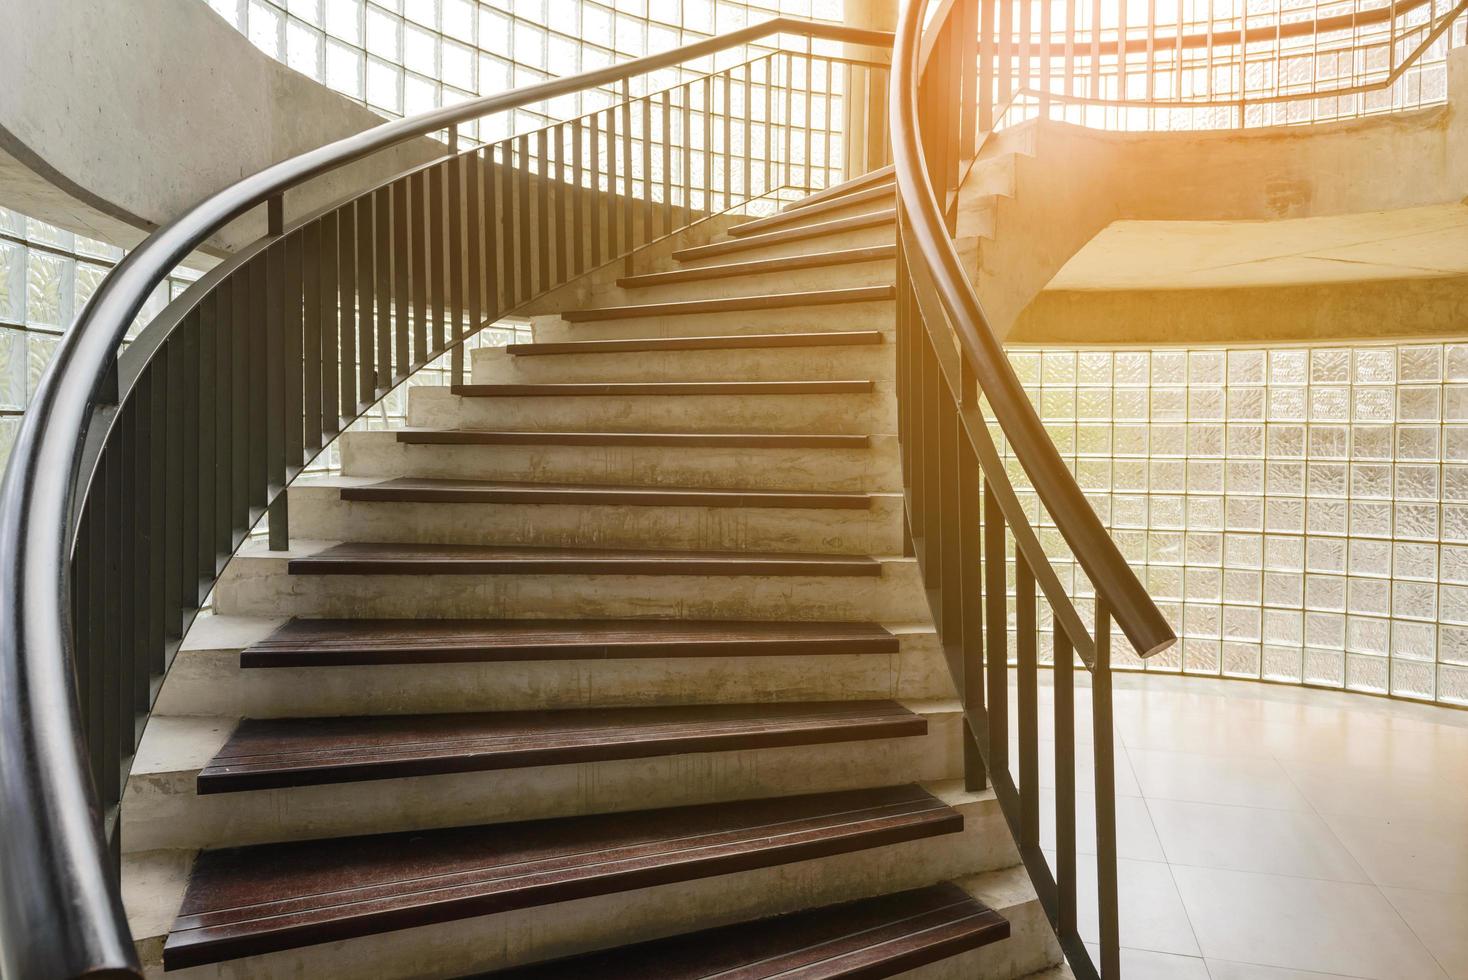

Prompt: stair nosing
[
  {"left": 334, "top": 478, "right": 874, "bottom": 510},
  {"left": 393, "top": 429, "right": 871, "bottom": 449},
  {"left": 614, "top": 247, "right": 896, "bottom": 289},
  {"left": 505, "top": 330, "right": 885, "bottom": 357},
  {"left": 671, "top": 209, "right": 896, "bottom": 261},
  {"left": 727, "top": 184, "right": 895, "bottom": 237},
  {"left": 560, "top": 285, "right": 895, "bottom": 322}
]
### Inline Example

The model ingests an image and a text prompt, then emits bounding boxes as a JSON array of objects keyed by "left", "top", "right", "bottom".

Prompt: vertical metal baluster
[
  {"left": 196, "top": 296, "right": 216, "bottom": 587},
  {"left": 554, "top": 123, "right": 568, "bottom": 284},
  {"left": 1093, "top": 598, "right": 1120, "bottom": 980},
  {"left": 783, "top": 54, "right": 794, "bottom": 190},
  {"left": 621, "top": 79, "right": 633, "bottom": 253},
  {"left": 1000, "top": 0, "right": 1015, "bottom": 108},
  {"left": 484, "top": 147, "right": 501, "bottom": 318},
  {"left": 572, "top": 121, "right": 585, "bottom": 276},
  {"left": 392, "top": 179, "right": 410, "bottom": 374},
  {"left": 589, "top": 115, "right": 603, "bottom": 268},
  {"left": 959, "top": 0, "right": 979, "bottom": 159},
  {"left": 178, "top": 313, "right": 200, "bottom": 605},
  {"left": 605, "top": 108, "right": 618, "bottom": 261},
  {"left": 337, "top": 204, "right": 357, "bottom": 420},
  {"left": 414, "top": 168, "right": 431, "bottom": 364},
  {"left": 248, "top": 256, "right": 268, "bottom": 515},
  {"left": 641, "top": 93, "right": 653, "bottom": 245},
  {"left": 921, "top": 333, "right": 942, "bottom": 578},
  {"left": 149, "top": 352, "right": 168, "bottom": 657},
  {"left": 448, "top": 132, "right": 466, "bottom": 356},
  {"left": 356, "top": 192, "right": 375, "bottom": 404},
  {"left": 983, "top": 483, "right": 1009, "bottom": 780},
  {"left": 92, "top": 475, "right": 116, "bottom": 808},
  {"left": 723, "top": 70, "right": 733, "bottom": 208},
  {"left": 939, "top": 388, "right": 962, "bottom": 670},
  {"left": 536, "top": 128, "right": 550, "bottom": 292},
  {"left": 374, "top": 185, "right": 392, "bottom": 393},
  {"left": 516, "top": 133, "right": 531, "bottom": 300},
  {"left": 1055, "top": 626, "right": 1078, "bottom": 945},
  {"left": 284, "top": 229, "right": 304, "bottom": 478},
  {"left": 742, "top": 63, "right": 753, "bottom": 204},
  {"left": 120, "top": 404, "right": 143, "bottom": 737},
  {"left": 211, "top": 279, "right": 232, "bottom": 558},
  {"left": 302, "top": 223, "right": 323, "bottom": 456},
  {"left": 104, "top": 441, "right": 126, "bottom": 768},
  {"left": 1016, "top": 549, "right": 1040, "bottom": 853},
  {"left": 430, "top": 160, "right": 448, "bottom": 356},
  {"left": 703, "top": 76, "right": 713, "bottom": 215},
  {"left": 1041, "top": 0, "right": 1053, "bottom": 116},
  {"left": 958, "top": 369, "right": 986, "bottom": 792},
  {"left": 980, "top": 0, "right": 997, "bottom": 130},
  {"left": 661, "top": 91, "right": 671, "bottom": 236},
  {"left": 73, "top": 514, "right": 96, "bottom": 806},
  {"left": 164, "top": 335, "right": 184, "bottom": 628},
  {"left": 802, "top": 59, "right": 813, "bottom": 189},
  {"left": 681, "top": 84, "right": 692, "bottom": 225},
  {"left": 461, "top": 150, "right": 481, "bottom": 388},
  {"left": 1020, "top": 0, "right": 1032, "bottom": 105},
  {"left": 763, "top": 58, "right": 773, "bottom": 198},
  {"left": 319, "top": 213, "right": 341, "bottom": 442},
  {"left": 265, "top": 237, "right": 287, "bottom": 549}
]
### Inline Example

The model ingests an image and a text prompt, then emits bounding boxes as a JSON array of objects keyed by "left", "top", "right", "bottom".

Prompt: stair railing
[
  {"left": 891, "top": 1, "right": 1176, "bottom": 977},
  {"left": 0, "top": 20, "right": 894, "bottom": 978}
]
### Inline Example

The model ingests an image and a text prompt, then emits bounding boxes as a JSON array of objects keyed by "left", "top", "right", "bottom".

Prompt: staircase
[{"left": 121, "top": 169, "right": 1064, "bottom": 978}]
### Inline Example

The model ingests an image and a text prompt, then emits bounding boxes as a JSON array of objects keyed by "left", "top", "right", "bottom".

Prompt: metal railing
[
  {"left": 892, "top": 0, "right": 1177, "bottom": 977},
  {"left": 0, "top": 19, "right": 891, "bottom": 978}
]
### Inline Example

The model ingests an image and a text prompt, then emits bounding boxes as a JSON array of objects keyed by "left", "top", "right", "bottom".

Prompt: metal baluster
[
  {"left": 248, "top": 256, "right": 269, "bottom": 515},
  {"left": 461, "top": 150, "right": 481, "bottom": 388},
  {"left": 431, "top": 159, "right": 448, "bottom": 356},
  {"left": 516, "top": 133, "right": 531, "bottom": 300},
  {"left": 356, "top": 192, "right": 375, "bottom": 404},
  {"left": 742, "top": 63, "right": 753, "bottom": 204},
  {"left": 1055, "top": 626, "right": 1078, "bottom": 943},
  {"left": 536, "top": 128, "right": 550, "bottom": 292},
  {"left": 980, "top": 0, "right": 997, "bottom": 130},
  {"left": 590, "top": 114, "right": 603, "bottom": 267},
  {"left": 414, "top": 167, "right": 431, "bottom": 364},
  {"left": 703, "top": 75, "right": 714, "bottom": 215},
  {"left": 1093, "top": 598, "right": 1120, "bottom": 979},
  {"left": 374, "top": 185, "right": 392, "bottom": 393},
  {"left": 661, "top": 92, "right": 672, "bottom": 237},
  {"left": 302, "top": 222, "right": 323, "bottom": 457},
  {"left": 681, "top": 84, "right": 692, "bottom": 226},
  {"left": 621, "top": 80, "right": 633, "bottom": 253},
  {"left": 555, "top": 123, "right": 569, "bottom": 284},
  {"left": 500, "top": 139, "right": 517, "bottom": 310},
  {"left": 984, "top": 483, "right": 1009, "bottom": 779},
  {"left": 484, "top": 148, "right": 501, "bottom": 319},
  {"left": 606, "top": 106, "right": 619, "bottom": 258},
  {"left": 449, "top": 132, "right": 466, "bottom": 353},
  {"left": 642, "top": 93, "right": 653, "bottom": 244},
  {"left": 1016, "top": 549, "right": 1040, "bottom": 853},
  {"left": 572, "top": 121, "right": 585, "bottom": 276}
]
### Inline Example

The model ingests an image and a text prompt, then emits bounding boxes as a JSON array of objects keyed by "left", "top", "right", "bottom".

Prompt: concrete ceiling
[{"left": 1046, "top": 202, "right": 1468, "bottom": 290}]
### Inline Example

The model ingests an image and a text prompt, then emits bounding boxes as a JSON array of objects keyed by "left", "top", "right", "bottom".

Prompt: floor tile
[
  {"left": 1039, "top": 788, "right": 1167, "bottom": 862},
  {"left": 1205, "top": 960, "right": 1368, "bottom": 979},
  {"left": 1172, "top": 865, "right": 1447, "bottom": 979},
  {"left": 1126, "top": 746, "right": 1311, "bottom": 810},
  {"left": 1083, "top": 944, "right": 1211, "bottom": 979},
  {"left": 1073, "top": 855, "right": 1200, "bottom": 957},
  {"left": 1380, "top": 887, "right": 1468, "bottom": 980},
  {"left": 1320, "top": 810, "right": 1468, "bottom": 895},
  {"left": 1147, "top": 798, "right": 1370, "bottom": 882}
]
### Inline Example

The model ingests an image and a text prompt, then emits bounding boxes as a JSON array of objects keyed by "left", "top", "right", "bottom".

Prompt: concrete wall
[{"left": 0, "top": 0, "right": 442, "bottom": 257}]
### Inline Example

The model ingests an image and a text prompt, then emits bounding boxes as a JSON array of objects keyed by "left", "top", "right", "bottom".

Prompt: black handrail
[{"left": 0, "top": 19, "right": 891, "bottom": 979}]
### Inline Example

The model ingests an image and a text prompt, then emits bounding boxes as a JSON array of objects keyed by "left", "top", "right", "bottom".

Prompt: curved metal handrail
[
  {"left": 892, "top": 0, "right": 1174, "bottom": 660},
  {"left": 0, "top": 19, "right": 892, "bottom": 979}
]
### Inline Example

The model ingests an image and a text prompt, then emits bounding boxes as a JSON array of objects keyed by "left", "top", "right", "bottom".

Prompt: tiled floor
[{"left": 1016, "top": 672, "right": 1468, "bottom": 979}]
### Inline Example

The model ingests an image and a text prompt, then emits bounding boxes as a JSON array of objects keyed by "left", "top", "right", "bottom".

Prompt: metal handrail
[{"left": 0, "top": 19, "right": 891, "bottom": 979}]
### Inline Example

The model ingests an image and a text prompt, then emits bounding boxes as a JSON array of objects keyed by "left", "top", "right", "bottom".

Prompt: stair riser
[
  {"left": 123, "top": 710, "right": 963, "bottom": 851},
  {"left": 133, "top": 792, "right": 1015, "bottom": 980},
  {"left": 340, "top": 431, "right": 903, "bottom": 493},
  {"left": 597, "top": 259, "right": 896, "bottom": 304},
  {"left": 213, "top": 555, "right": 929, "bottom": 622},
  {"left": 287, "top": 486, "right": 905, "bottom": 555},
  {"left": 674, "top": 222, "right": 896, "bottom": 267},
  {"left": 472, "top": 342, "right": 894, "bottom": 385},
  {"left": 530, "top": 300, "right": 894, "bottom": 343},
  {"left": 900, "top": 896, "right": 1059, "bottom": 980},
  {"left": 405, "top": 385, "right": 897, "bottom": 436},
  {"left": 729, "top": 192, "right": 897, "bottom": 238},
  {"left": 155, "top": 626, "right": 950, "bottom": 718}
]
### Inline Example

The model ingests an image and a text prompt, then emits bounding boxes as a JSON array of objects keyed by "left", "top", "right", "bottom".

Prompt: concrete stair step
[
  {"left": 670, "top": 210, "right": 895, "bottom": 267},
  {"left": 615, "top": 246, "right": 895, "bottom": 289},
  {"left": 561, "top": 285, "right": 894, "bottom": 322},
  {"left": 727, "top": 183, "right": 895, "bottom": 237},
  {"left": 778, "top": 166, "right": 894, "bottom": 214}
]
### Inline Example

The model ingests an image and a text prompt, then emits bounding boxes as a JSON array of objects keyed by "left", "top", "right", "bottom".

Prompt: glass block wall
[
  {"left": 202, "top": 0, "right": 846, "bottom": 140},
  {"left": 0, "top": 208, "right": 199, "bottom": 470},
  {"left": 1005, "top": 343, "right": 1468, "bottom": 708}
]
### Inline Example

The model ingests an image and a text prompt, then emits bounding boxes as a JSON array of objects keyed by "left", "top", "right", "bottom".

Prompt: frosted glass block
[
  {"left": 1189, "top": 351, "right": 1224, "bottom": 385},
  {"left": 1188, "top": 424, "right": 1224, "bottom": 456},
  {"left": 1113, "top": 389, "right": 1148, "bottom": 421},
  {"left": 478, "top": 8, "right": 511, "bottom": 57},
  {"left": 1263, "top": 535, "right": 1302, "bottom": 571},
  {"left": 1393, "top": 541, "right": 1438, "bottom": 581},
  {"left": 1306, "top": 612, "right": 1348, "bottom": 661},
  {"left": 1354, "top": 348, "right": 1395, "bottom": 384},
  {"left": 1042, "top": 350, "right": 1076, "bottom": 385},
  {"left": 1262, "top": 570, "right": 1303, "bottom": 607},
  {"left": 1151, "top": 496, "right": 1185, "bottom": 530},
  {"left": 1443, "top": 665, "right": 1468, "bottom": 705},
  {"left": 0, "top": 327, "right": 24, "bottom": 411},
  {"left": 1445, "top": 427, "right": 1468, "bottom": 462},
  {"left": 1151, "top": 424, "right": 1186, "bottom": 456},
  {"left": 286, "top": 19, "right": 324, "bottom": 79},
  {"left": 1224, "top": 534, "right": 1263, "bottom": 571},
  {"left": 1188, "top": 495, "right": 1224, "bottom": 531},
  {"left": 1394, "top": 464, "right": 1439, "bottom": 501},
  {"left": 1304, "top": 648, "right": 1345, "bottom": 686},
  {"left": 1441, "top": 624, "right": 1468, "bottom": 665},
  {"left": 1347, "top": 537, "right": 1391, "bottom": 577},
  {"left": 325, "top": 0, "right": 363, "bottom": 43},
  {"left": 1264, "top": 608, "right": 1303, "bottom": 646},
  {"left": 404, "top": 72, "right": 439, "bottom": 113},
  {"left": 1305, "top": 575, "right": 1346, "bottom": 613},
  {"left": 367, "top": 58, "right": 404, "bottom": 111},
  {"left": 405, "top": 0, "right": 438, "bottom": 26},
  {"left": 1307, "top": 499, "right": 1348, "bottom": 536},
  {"left": 249, "top": 0, "right": 284, "bottom": 56},
  {"left": 1076, "top": 459, "right": 1110, "bottom": 491},
  {"left": 1346, "top": 654, "right": 1389, "bottom": 693},
  {"left": 1225, "top": 496, "right": 1264, "bottom": 533},
  {"left": 1443, "top": 386, "right": 1468, "bottom": 421},
  {"left": 1352, "top": 386, "right": 1394, "bottom": 422},
  {"left": 1398, "top": 345, "right": 1442, "bottom": 383},
  {"left": 1441, "top": 585, "right": 1468, "bottom": 624},
  {"left": 1183, "top": 638, "right": 1222, "bottom": 674},
  {"left": 1265, "top": 498, "right": 1304, "bottom": 533},
  {"left": 1351, "top": 463, "right": 1392, "bottom": 498},
  {"left": 325, "top": 40, "right": 365, "bottom": 98},
  {"left": 1310, "top": 348, "right": 1350, "bottom": 384},
  {"left": 441, "top": 38, "right": 474, "bottom": 88},
  {"left": 1228, "top": 349, "right": 1265, "bottom": 386},
  {"left": 1149, "top": 529, "right": 1184, "bottom": 563},
  {"left": 1444, "top": 504, "right": 1468, "bottom": 543},
  {"left": 1226, "top": 460, "right": 1264, "bottom": 494},
  {"left": 1393, "top": 581, "right": 1437, "bottom": 623},
  {"left": 1307, "top": 463, "right": 1346, "bottom": 497},
  {"left": 1185, "top": 531, "right": 1223, "bottom": 565},
  {"left": 1077, "top": 351, "right": 1111, "bottom": 385},
  {"left": 1266, "top": 425, "right": 1304, "bottom": 458},
  {"left": 1396, "top": 502, "right": 1439, "bottom": 541},
  {"left": 0, "top": 242, "right": 24, "bottom": 322},
  {"left": 1045, "top": 423, "right": 1075, "bottom": 455},
  {"left": 25, "top": 334, "right": 56, "bottom": 398},
  {"left": 1041, "top": 389, "right": 1075, "bottom": 421},
  {"left": 1310, "top": 386, "right": 1348, "bottom": 421},
  {"left": 1147, "top": 565, "right": 1183, "bottom": 599},
  {"left": 1077, "top": 423, "right": 1111, "bottom": 454},
  {"left": 1351, "top": 425, "right": 1392, "bottom": 460},
  {"left": 1151, "top": 388, "right": 1187, "bottom": 421},
  {"left": 1185, "top": 460, "right": 1223, "bottom": 494},
  {"left": 1114, "top": 351, "right": 1149, "bottom": 385},
  {"left": 1262, "top": 645, "right": 1302, "bottom": 682},
  {"left": 1269, "top": 349, "right": 1307, "bottom": 385},
  {"left": 366, "top": 5, "right": 401, "bottom": 58},
  {"left": 1396, "top": 426, "right": 1439, "bottom": 461},
  {"left": 1114, "top": 530, "right": 1147, "bottom": 564},
  {"left": 1227, "top": 566, "right": 1262, "bottom": 604},
  {"left": 1077, "top": 390, "right": 1110, "bottom": 420},
  {"left": 1228, "top": 387, "right": 1265, "bottom": 421},
  {"left": 1390, "top": 659, "right": 1435, "bottom": 700},
  {"left": 1397, "top": 386, "right": 1441, "bottom": 421},
  {"left": 1113, "top": 460, "right": 1146, "bottom": 492},
  {"left": 1268, "top": 386, "right": 1306, "bottom": 421},
  {"left": 1347, "top": 617, "right": 1389, "bottom": 655},
  {"left": 1183, "top": 603, "right": 1221, "bottom": 637},
  {"left": 26, "top": 252, "right": 71, "bottom": 329},
  {"left": 1222, "top": 640, "right": 1262, "bottom": 677},
  {"left": 1186, "top": 567, "right": 1223, "bottom": 602},
  {"left": 1152, "top": 350, "right": 1186, "bottom": 385},
  {"left": 1188, "top": 388, "right": 1224, "bottom": 421},
  {"left": 1113, "top": 495, "right": 1147, "bottom": 528},
  {"left": 1266, "top": 461, "right": 1304, "bottom": 496},
  {"left": 441, "top": 0, "right": 474, "bottom": 39},
  {"left": 1009, "top": 351, "right": 1040, "bottom": 384},
  {"left": 1223, "top": 605, "right": 1261, "bottom": 641}
]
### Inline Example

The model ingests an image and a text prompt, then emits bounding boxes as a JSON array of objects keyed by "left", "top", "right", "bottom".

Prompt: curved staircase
[{"left": 122, "top": 171, "right": 1066, "bottom": 978}]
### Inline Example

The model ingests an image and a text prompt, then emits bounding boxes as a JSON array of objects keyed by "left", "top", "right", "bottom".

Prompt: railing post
[{"left": 1093, "top": 598, "right": 1120, "bottom": 978}]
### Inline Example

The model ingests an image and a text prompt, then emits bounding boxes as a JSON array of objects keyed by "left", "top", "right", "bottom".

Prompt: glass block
[
  {"left": 1396, "top": 502, "right": 1439, "bottom": 541},
  {"left": 1225, "top": 496, "right": 1264, "bottom": 533},
  {"left": 1009, "top": 351, "right": 1041, "bottom": 384},
  {"left": 1223, "top": 605, "right": 1261, "bottom": 641},
  {"left": 367, "top": 57, "right": 404, "bottom": 112},
  {"left": 1441, "top": 625, "right": 1468, "bottom": 665},
  {"left": 1307, "top": 462, "right": 1347, "bottom": 497},
  {"left": 1265, "top": 498, "right": 1304, "bottom": 534},
  {"left": 1354, "top": 348, "right": 1396, "bottom": 384},
  {"left": 1152, "top": 350, "right": 1186, "bottom": 385},
  {"left": 1266, "top": 461, "right": 1305, "bottom": 496},
  {"left": 1222, "top": 640, "right": 1262, "bottom": 677},
  {"left": 1151, "top": 388, "right": 1187, "bottom": 421},
  {"left": 1441, "top": 584, "right": 1468, "bottom": 625},
  {"left": 1444, "top": 386, "right": 1468, "bottom": 421},
  {"left": 1112, "top": 495, "right": 1147, "bottom": 528},
  {"left": 1042, "top": 350, "right": 1076, "bottom": 385},
  {"left": 1113, "top": 389, "right": 1148, "bottom": 420},
  {"left": 1188, "top": 350, "right": 1224, "bottom": 385},
  {"left": 1266, "top": 424, "right": 1305, "bottom": 458},
  {"left": 1188, "top": 495, "right": 1224, "bottom": 530},
  {"left": 1353, "top": 386, "right": 1394, "bottom": 423},
  {"left": 0, "top": 241, "right": 24, "bottom": 321},
  {"left": 325, "top": 39, "right": 365, "bottom": 98},
  {"left": 1186, "top": 566, "right": 1223, "bottom": 601},
  {"left": 1305, "top": 575, "right": 1346, "bottom": 613},
  {"left": 1227, "top": 387, "right": 1264, "bottom": 421},
  {"left": 1448, "top": 345, "right": 1468, "bottom": 381},
  {"left": 1445, "top": 504, "right": 1468, "bottom": 543},
  {"left": 1041, "top": 388, "right": 1075, "bottom": 421},
  {"left": 0, "top": 326, "right": 25, "bottom": 410},
  {"left": 1309, "top": 386, "right": 1348, "bottom": 421},
  {"left": 1263, "top": 645, "right": 1302, "bottom": 682},
  {"left": 1228, "top": 349, "right": 1265, "bottom": 385},
  {"left": 1077, "top": 351, "right": 1112, "bottom": 385},
  {"left": 1188, "top": 387, "right": 1224, "bottom": 421},
  {"left": 1269, "top": 348, "right": 1307, "bottom": 385},
  {"left": 26, "top": 333, "right": 57, "bottom": 398},
  {"left": 286, "top": 19, "right": 324, "bottom": 79},
  {"left": 1077, "top": 390, "right": 1110, "bottom": 420},
  {"left": 1147, "top": 565, "right": 1183, "bottom": 599},
  {"left": 1185, "top": 531, "right": 1223, "bottom": 565},
  {"left": 1114, "top": 351, "right": 1149, "bottom": 385},
  {"left": 1183, "top": 603, "right": 1221, "bottom": 637},
  {"left": 1347, "top": 617, "right": 1389, "bottom": 655},
  {"left": 1390, "top": 658, "right": 1435, "bottom": 700},
  {"left": 26, "top": 252, "right": 72, "bottom": 329},
  {"left": 1263, "top": 571, "right": 1303, "bottom": 607},
  {"left": 248, "top": 0, "right": 284, "bottom": 56},
  {"left": 1310, "top": 348, "right": 1350, "bottom": 384},
  {"left": 1394, "top": 581, "right": 1437, "bottom": 622},
  {"left": 1151, "top": 424, "right": 1186, "bottom": 456},
  {"left": 1351, "top": 425, "right": 1393, "bottom": 460},
  {"left": 1397, "top": 386, "right": 1441, "bottom": 421},
  {"left": 1188, "top": 423, "right": 1224, "bottom": 456},
  {"left": 1393, "top": 541, "right": 1437, "bottom": 581},
  {"left": 1398, "top": 345, "right": 1442, "bottom": 383},
  {"left": 1350, "top": 463, "right": 1393, "bottom": 498},
  {"left": 1396, "top": 426, "right": 1439, "bottom": 461},
  {"left": 1443, "top": 665, "right": 1468, "bottom": 706},
  {"left": 1077, "top": 423, "right": 1111, "bottom": 454},
  {"left": 1268, "top": 386, "right": 1307, "bottom": 421},
  {"left": 1304, "top": 647, "right": 1345, "bottom": 686},
  {"left": 1346, "top": 653, "right": 1389, "bottom": 693},
  {"left": 325, "top": 0, "right": 363, "bottom": 43},
  {"left": 1151, "top": 496, "right": 1185, "bottom": 530},
  {"left": 1226, "top": 460, "right": 1264, "bottom": 494}
]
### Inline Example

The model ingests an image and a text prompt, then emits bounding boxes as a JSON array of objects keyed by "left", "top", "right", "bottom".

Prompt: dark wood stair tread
[
  {"left": 448, "top": 380, "right": 875, "bottom": 397},
  {"left": 395, "top": 429, "right": 870, "bottom": 448},
  {"left": 672, "top": 210, "right": 896, "bottom": 262},
  {"left": 198, "top": 701, "right": 924, "bottom": 793},
  {"left": 240, "top": 619, "right": 899, "bottom": 667},
  {"left": 561, "top": 285, "right": 895, "bottom": 322},
  {"left": 287, "top": 542, "right": 883, "bottom": 577},
  {"left": 508, "top": 329, "right": 884, "bottom": 356},
  {"left": 338, "top": 477, "right": 872, "bottom": 510},
  {"left": 728, "top": 183, "right": 896, "bottom": 237},
  {"left": 478, "top": 881, "right": 1007, "bottom": 979},
  {"left": 162, "top": 784, "right": 962, "bottom": 969},
  {"left": 615, "top": 248, "right": 896, "bottom": 289}
]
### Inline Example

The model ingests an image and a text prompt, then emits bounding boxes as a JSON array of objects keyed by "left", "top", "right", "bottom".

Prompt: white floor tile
[
  {"left": 1147, "top": 798, "right": 1370, "bottom": 882},
  {"left": 1380, "top": 887, "right": 1468, "bottom": 980}
]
